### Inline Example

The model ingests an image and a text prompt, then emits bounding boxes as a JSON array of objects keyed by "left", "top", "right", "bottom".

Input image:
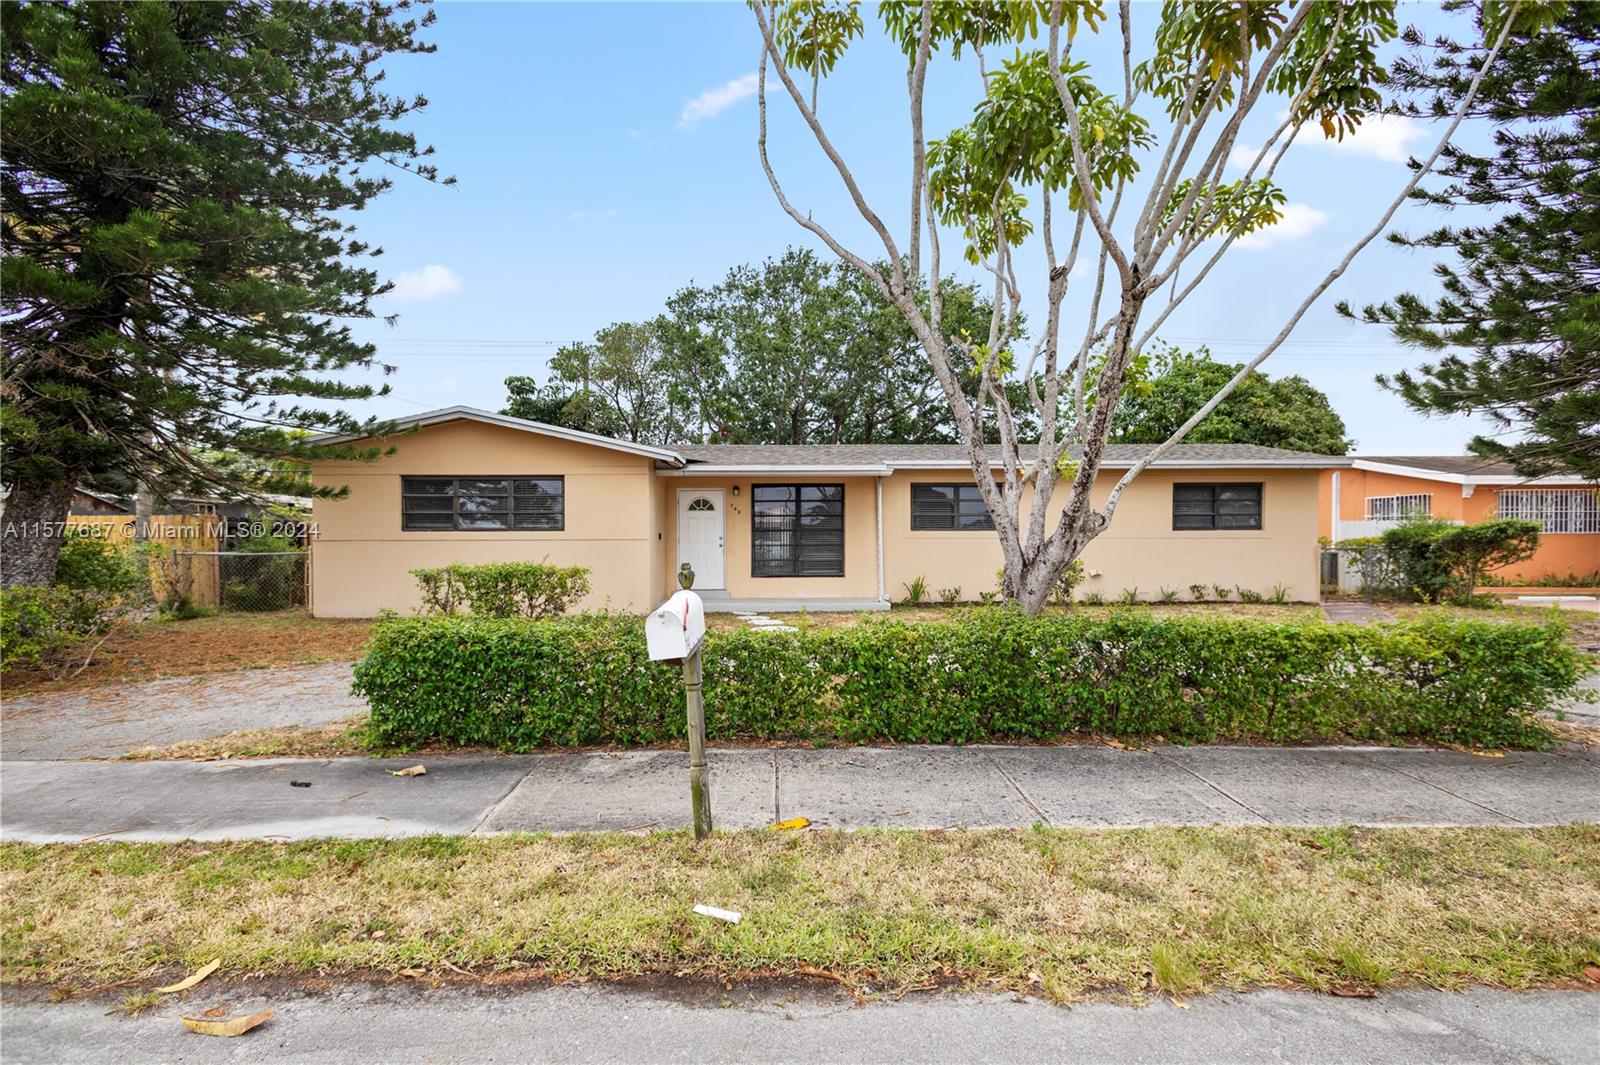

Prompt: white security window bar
[
  {"left": 1497, "top": 489, "right": 1600, "bottom": 534},
  {"left": 1364, "top": 494, "right": 1432, "bottom": 522}
]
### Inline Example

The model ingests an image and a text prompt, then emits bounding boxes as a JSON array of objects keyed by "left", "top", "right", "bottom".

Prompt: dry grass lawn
[
  {"left": 3, "top": 611, "right": 373, "bottom": 696},
  {"left": 4, "top": 827, "right": 1597, "bottom": 1002},
  {"left": 118, "top": 716, "right": 373, "bottom": 761}
]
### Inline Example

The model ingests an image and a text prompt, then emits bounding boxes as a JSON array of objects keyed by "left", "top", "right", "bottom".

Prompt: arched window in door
[{"left": 687, "top": 497, "right": 716, "bottom": 512}]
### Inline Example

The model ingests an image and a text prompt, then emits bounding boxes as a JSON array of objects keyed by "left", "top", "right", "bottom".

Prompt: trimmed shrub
[
  {"left": 411, "top": 561, "right": 591, "bottom": 619},
  {"left": 353, "top": 610, "right": 1585, "bottom": 751}
]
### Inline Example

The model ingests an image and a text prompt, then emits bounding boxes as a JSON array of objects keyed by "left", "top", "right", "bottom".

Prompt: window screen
[
  {"left": 911, "top": 483, "right": 996, "bottom": 531},
  {"left": 401, "top": 477, "right": 564, "bottom": 531},
  {"left": 751, "top": 484, "right": 844, "bottom": 577},
  {"left": 1172, "top": 483, "right": 1262, "bottom": 530}
]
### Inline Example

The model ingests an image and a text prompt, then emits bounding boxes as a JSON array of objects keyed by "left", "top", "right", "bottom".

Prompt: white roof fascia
[
  {"left": 1352, "top": 459, "right": 1592, "bottom": 486},
  {"left": 311, "top": 406, "right": 686, "bottom": 466}
]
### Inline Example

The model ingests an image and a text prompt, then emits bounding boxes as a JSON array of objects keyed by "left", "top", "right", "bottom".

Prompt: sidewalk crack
[
  {"left": 1369, "top": 755, "right": 1528, "bottom": 826},
  {"left": 468, "top": 761, "right": 538, "bottom": 836},
  {"left": 1151, "top": 749, "right": 1271, "bottom": 823},
  {"left": 985, "top": 751, "right": 1051, "bottom": 826}
]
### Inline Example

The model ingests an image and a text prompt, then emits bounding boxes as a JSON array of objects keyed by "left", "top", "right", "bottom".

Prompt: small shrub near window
[
  {"left": 354, "top": 611, "right": 1586, "bottom": 751},
  {"left": 411, "top": 561, "right": 591, "bottom": 619}
]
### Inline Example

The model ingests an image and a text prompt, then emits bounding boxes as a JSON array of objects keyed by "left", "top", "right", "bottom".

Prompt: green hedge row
[{"left": 351, "top": 611, "right": 1587, "bottom": 750}]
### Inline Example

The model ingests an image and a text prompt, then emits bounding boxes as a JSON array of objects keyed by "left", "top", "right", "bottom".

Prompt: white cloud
[
  {"left": 389, "top": 264, "right": 463, "bottom": 302},
  {"left": 570, "top": 207, "right": 621, "bottom": 221},
  {"left": 1312, "top": 114, "right": 1426, "bottom": 164},
  {"left": 1233, "top": 202, "right": 1330, "bottom": 250},
  {"left": 1227, "top": 141, "right": 1261, "bottom": 174},
  {"left": 677, "top": 72, "right": 759, "bottom": 131}
]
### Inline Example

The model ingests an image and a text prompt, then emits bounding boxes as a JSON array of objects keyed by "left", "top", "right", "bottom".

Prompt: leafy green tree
[
  {"left": 1342, "top": 2, "right": 1598, "bottom": 479},
  {"left": 1, "top": 1, "right": 446, "bottom": 586},
  {"left": 652, "top": 247, "right": 1015, "bottom": 444},
  {"left": 505, "top": 322, "right": 688, "bottom": 444},
  {"left": 502, "top": 378, "right": 586, "bottom": 431},
  {"left": 1110, "top": 345, "right": 1351, "bottom": 454},
  {"left": 754, "top": 0, "right": 1542, "bottom": 612}
]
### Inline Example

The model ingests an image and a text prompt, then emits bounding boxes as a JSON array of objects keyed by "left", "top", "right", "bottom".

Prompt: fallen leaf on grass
[
  {"left": 154, "top": 959, "right": 219, "bottom": 994},
  {"left": 1582, "top": 965, "right": 1600, "bottom": 984},
  {"left": 181, "top": 1007, "right": 273, "bottom": 1038},
  {"left": 390, "top": 765, "right": 426, "bottom": 777},
  {"left": 771, "top": 817, "right": 810, "bottom": 831}
]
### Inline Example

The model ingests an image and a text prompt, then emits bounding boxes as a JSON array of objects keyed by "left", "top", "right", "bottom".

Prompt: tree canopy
[
  {"left": 1, "top": 1, "right": 445, "bottom": 585},
  {"left": 753, "top": 0, "right": 1541, "bottom": 612},
  {"left": 504, "top": 247, "right": 1021, "bottom": 446},
  {"left": 1342, "top": 1, "right": 1598, "bottom": 479},
  {"left": 1110, "top": 345, "right": 1351, "bottom": 454}
]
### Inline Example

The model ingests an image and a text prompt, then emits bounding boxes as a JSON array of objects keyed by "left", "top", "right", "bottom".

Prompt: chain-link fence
[
  {"left": 168, "top": 550, "right": 308, "bottom": 612},
  {"left": 1320, "top": 546, "right": 1402, "bottom": 602}
]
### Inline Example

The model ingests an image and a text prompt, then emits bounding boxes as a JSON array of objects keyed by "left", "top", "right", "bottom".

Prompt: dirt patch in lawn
[
  {"left": 2, "top": 611, "right": 373, "bottom": 697},
  {"left": 4, "top": 827, "right": 1597, "bottom": 1002}
]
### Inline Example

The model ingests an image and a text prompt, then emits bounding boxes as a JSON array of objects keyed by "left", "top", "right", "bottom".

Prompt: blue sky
[{"left": 342, "top": 1, "right": 1494, "bottom": 455}]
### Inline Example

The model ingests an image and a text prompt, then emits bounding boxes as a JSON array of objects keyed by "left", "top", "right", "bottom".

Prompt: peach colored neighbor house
[
  {"left": 307, "top": 406, "right": 1350, "bottom": 617},
  {"left": 1319, "top": 457, "right": 1599, "bottom": 584}
]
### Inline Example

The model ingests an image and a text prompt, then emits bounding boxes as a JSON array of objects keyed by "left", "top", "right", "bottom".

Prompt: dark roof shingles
[{"left": 672, "top": 442, "right": 1348, "bottom": 467}]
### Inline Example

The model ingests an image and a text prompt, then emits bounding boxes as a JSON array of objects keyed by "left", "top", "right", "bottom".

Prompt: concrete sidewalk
[
  {"left": 4, "top": 983, "right": 1595, "bottom": 1065},
  {"left": 2, "top": 743, "right": 1595, "bottom": 842}
]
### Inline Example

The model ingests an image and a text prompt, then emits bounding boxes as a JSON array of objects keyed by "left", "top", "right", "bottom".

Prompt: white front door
[{"left": 677, "top": 489, "right": 726, "bottom": 590}]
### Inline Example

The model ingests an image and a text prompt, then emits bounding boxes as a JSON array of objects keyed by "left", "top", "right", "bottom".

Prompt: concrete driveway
[{"left": 0, "top": 661, "right": 362, "bottom": 759}]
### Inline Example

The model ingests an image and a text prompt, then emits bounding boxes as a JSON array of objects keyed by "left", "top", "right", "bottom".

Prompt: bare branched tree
[{"left": 753, "top": 0, "right": 1531, "bottom": 613}]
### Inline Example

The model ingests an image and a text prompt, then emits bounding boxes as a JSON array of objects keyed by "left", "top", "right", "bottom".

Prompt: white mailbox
[{"left": 646, "top": 589, "right": 706, "bottom": 662}]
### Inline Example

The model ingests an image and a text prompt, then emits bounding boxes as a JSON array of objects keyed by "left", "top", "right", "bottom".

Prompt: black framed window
[
  {"left": 1172, "top": 483, "right": 1262, "bottom": 530},
  {"left": 752, "top": 484, "right": 844, "bottom": 577},
  {"left": 402, "top": 477, "right": 564, "bottom": 531},
  {"left": 911, "top": 483, "right": 995, "bottom": 531}
]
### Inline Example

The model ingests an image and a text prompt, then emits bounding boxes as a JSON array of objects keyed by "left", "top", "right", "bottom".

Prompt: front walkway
[{"left": 3, "top": 744, "right": 1595, "bottom": 842}]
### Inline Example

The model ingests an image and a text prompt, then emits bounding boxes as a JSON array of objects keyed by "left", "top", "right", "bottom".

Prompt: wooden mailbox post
[{"left": 645, "top": 582, "right": 711, "bottom": 839}]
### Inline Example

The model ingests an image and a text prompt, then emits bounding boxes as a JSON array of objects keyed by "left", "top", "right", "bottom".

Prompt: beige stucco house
[{"left": 307, "top": 406, "right": 1348, "bottom": 616}]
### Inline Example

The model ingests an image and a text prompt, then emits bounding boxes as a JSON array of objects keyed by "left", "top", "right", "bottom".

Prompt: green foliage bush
[
  {"left": 53, "top": 534, "right": 148, "bottom": 597},
  {"left": 2, "top": 532, "right": 153, "bottom": 673},
  {"left": 411, "top": 561, "right": 591, "bottom": 619},
  {"left": 353, "top": 610, "right": 1584, "bottom": 752},
  {"left": 1377, "top": 517, "right": 1542, "bottom": 602}
]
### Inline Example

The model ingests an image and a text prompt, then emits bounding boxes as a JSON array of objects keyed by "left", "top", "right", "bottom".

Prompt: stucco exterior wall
[
  {"left": 309, "top": 420, "right": 660, "bottom": 616},
  {"left": 658, "top": 475, "right": 881, "bottom": 600},
  {"left": 883, "top": 467, "right": 1323, "bottom": 602},
  {"left": 1319, "top": 468, "right": 1599, "bottom": 582}
]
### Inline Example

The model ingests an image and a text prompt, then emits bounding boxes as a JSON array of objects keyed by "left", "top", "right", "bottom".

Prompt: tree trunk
[{"left": 1, "top": 477, "right": 78, "bottom": 587}]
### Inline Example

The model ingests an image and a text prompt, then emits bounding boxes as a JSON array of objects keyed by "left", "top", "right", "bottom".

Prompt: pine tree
[
  {"left": 1341, "top": 2, "right": 1599, "bottom": 478},
  {"left": 1, "top": 1, "right": 449, "bottom": 585}
]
